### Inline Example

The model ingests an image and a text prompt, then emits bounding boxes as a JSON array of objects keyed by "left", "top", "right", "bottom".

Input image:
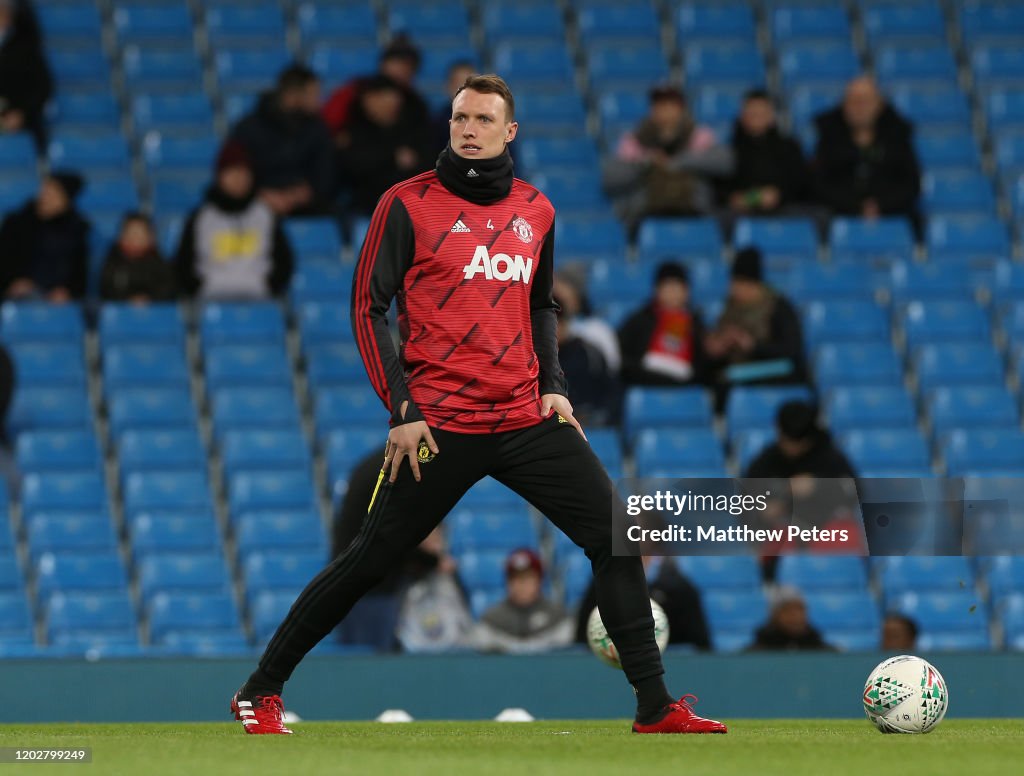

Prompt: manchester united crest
[{"left": 512, "top": 216, "right": 533, "bottom": 244}]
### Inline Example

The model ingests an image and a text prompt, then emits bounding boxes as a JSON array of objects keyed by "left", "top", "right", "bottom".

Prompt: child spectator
[
  {"left": 99, "top": 212, "right": 176, "bottom": 303},
  {"left": 0, "top": 171, "right": 89, "bottom": 303},
  {"left": 176, "top": 142, "right": 294, "bottom": 301}
]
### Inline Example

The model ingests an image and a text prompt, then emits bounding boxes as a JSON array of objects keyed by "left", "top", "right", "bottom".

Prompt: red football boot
[
  {"left": 230, "top": 690, "right": 293, "bottom": 735},
  {"left": 632, "top": 694, "right": 728, "bottom": 734}
]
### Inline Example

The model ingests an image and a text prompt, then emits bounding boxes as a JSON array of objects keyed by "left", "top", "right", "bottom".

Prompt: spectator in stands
[
  {"left": 335, "top": 74, "right": 433, "bottom": 216},
  {"left": 476, "top": 548, "right": 574, "bottom": 654},
  {"left": 748, "top": 587, "right": 834, "bottom": 651},
  {"left": 881, "top": 613, "right": 918, "bottom": 651},
  {"left": 556, "top": 293, "right": 620, "bottom": 426},
  {"left": 724, "top": 89, "right": 808, "bottom": 218},
  {"left": 323, "top": 35, "right": 430, "bottom": 143},
  {"left": 745, "top": 400, "right": 857, "bottom": 482},
  {"left": 553, "top": 268, "right": 620, "bottom": 374},
  {"left": 175, "top": 141, "right": 294, "bottom": 301},
  {"left": 575, "top": 554, "right": 711, "bottom": 651},
  {"left": 99, "top": 212, "right": 176, "bottom": 303},
  {"left": 618, "top": 261, "right": 707, "bottom": 386},
  {"left": 604, "top": 85, "right": 733, "bottom": 227},
  {"left": 228, "top": 64, "right": 334, "bottom": 216},
  {"left": 704, "top": 247, "right": 806, "bottom": 388},
  {"left": 812, "top": 76, "right": 920, "bottom": 226},
  {"left": 395, "top": 527, "right": 475, "bottom": 653},
  {"left": 433, "top": 60, "right": 477, "bottom": 152},
  {"left": 0, "top": 0, "right": 52, "bottom": 153},
  {"left": 0, "top": 171, "right": 88, "bottom": 303}
]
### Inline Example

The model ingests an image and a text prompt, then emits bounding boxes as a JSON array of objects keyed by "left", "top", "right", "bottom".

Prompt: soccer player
[{"left": 230, "top": 74, "right": 726, "bottom": 736}]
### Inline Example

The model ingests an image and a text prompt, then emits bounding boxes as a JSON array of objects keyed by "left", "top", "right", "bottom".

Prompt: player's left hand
[{"left": 541, "top": 394, "right": 587, "bottom": 441}]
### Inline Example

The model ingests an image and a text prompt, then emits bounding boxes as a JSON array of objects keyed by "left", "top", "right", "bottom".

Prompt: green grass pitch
[{"left": 1, "top": 720, "right": 1021, "bottom": 776}]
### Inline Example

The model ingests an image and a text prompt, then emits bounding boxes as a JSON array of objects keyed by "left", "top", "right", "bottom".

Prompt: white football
[
  {"left": 863, "top": 655, "right": 949, "bottom": 734},
  {"left": 587, "top": 599, "right": 669, "bottom": 669}
]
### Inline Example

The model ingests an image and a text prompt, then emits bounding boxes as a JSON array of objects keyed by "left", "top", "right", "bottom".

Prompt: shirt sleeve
[
  {"left": 350, "top": 191, "right": 424, "bottom": 426},
  {"left": 530, "top": 219, "right": 568, "bottom": 397}
]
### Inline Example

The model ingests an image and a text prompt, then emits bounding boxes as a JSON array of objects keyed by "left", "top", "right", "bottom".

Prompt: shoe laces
[
  {"left": 258, "top": 695, "right": 285, "bottom": 717},
  {"left": 669, "top": 694, "right": 699, "bottom": 712}
]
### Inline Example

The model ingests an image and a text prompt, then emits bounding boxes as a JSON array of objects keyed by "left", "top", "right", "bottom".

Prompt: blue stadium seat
[
  {"left": 0, "top": 555, "right": 22, "bottom": 590},
  {"left": 150, "top": 174, "right": 206, "bottom": 213},
  {"left": 139, "top": 554, "right": 230, "bottom": 600},
  {"left": 1000, "top": 594, "right": 1024, "bottom": 646},
  {"left": 298, "top": 304, "right": 354, "bottom": 349},
  {"left": 250, "top": 591, "right": 302, "bottom": 641},
  {"left": 514, "top": 93, "right": 589, "bottom": 139},
  {"left": 129, "top": 513, "right": 221, "bottom": 558},
  {"left": 0, "top": 174, "right": 38, "bottom": 212},
  {"left": 527, "top": 170, "right": 606, "bottom": 213},
  {"left": 228, "top": 470, "right": 316, "bottom": 514},
  {"left": 0, "top": 133, "right": 36, "bottom": 170},
  {"left": 864, "top": 4, "right": 945, "bottom": 45},
  {"left": 888, "top": 591, "right": 986, "bottom": 634},
  {"left": 923, "top": 171, "right": 996, "bottom": 217},
  {"left": 199, "top": 303, "right": 285, "bottom": 347},
  {"left": 16, "top": 430, "right": 99, "bottom": 473},
  {"left": 235, "top": 511, "right": 325, "bottom": 556},
  {"left": 36, "top": 552, "right": 128, "bottom": 597},
  {"left": 205, "top": 3, "right": 285, "bottom": 45},
  {"left": 961, "top": 3, "right": 1024, "bottom": 46},
  {"left": 52, "top": 93, "right": 120, "bottom": 133},
  {"left": 214, "top": 48, "right": 291, "bottom": 91},
  {"left": 598, "top": 89, "right": 648, "bottom": 130},
  {"left": 828, "top": 218, "right": 914, "bottom": 262},
  {"left": 587, "top": 46, "right": 668, "bottom": 90},
  {"left": 881, "top": 557, "right": 976, "bottom": 593},
  {"left": 944, "top": 430, "right": 1024, "bottom": 476},
  {"left": 555, "top": 217, "right": 627, "bottom": 256},
  {"left": 779, "top": 44, "right": 859, "bottom": 88},
  {"left": 324, "top": 428, "right": 387, "bottom": 491},
  {"left": 290, "top": 262, "right": 352, "bottom": 304},
  {"left": 308, "top": 45, "right": 380, "bottom": 90},
  {"left": 1, "top": 302, "right": 84, "bottom": 343},
  {"left": 634, "top": 428, "right": 725, "bottom": 474},
  {"left": 804, "top": 591, "right": 880, "bottom": 633},
  {"left": 45, "top": 591, "right": 135, "bottom": 637},
  {"left": 103, "top": 344, "right": 190, "bottom": 390},
  {"left": 8, "top": 388, "right": 91, "bottom": 435},
  {"left": 623, "top": 388, "right": 714, "bottom": 443},
  {"left": 826, "top": 386, "right": 917, "bottom": 431},
  {"left": 986, "top": 558, "right": 1024, "bottom": 606},
  {"left": 147, "top": 592, "right": 241, "bottom": 641},
  {"left": 685, "top": 45, "right": 765, "bottom": 87},
  {"left": 9, "top": 343, "right": 85, "bottom": 388},
  {"left": 902, "top": 301, "right": 990, "bottom": 349},
  {"left": 841, "top": 429, "right": 930, "bottom": 471},
  {"left": 221, "top": 430, "right": 311, "bottom": 474},
  {"left": 243, "top": 551, "right": 325, "bottom": 596},
  {"left": 99, "top": 304, "right": 184, "bottom": 347},
  {"left": 153, "top": 630, "right": 250, "bottom": 655},
  {"left": 588, "top": 260, "right": 659, "bottom": 307},
  {"left": 26, "top": 513, "right": 117, "bottom": 560},
  {"left": 915, "top": 128, "right": 981, "bottom": 170},
  {"left": 678, "top": 556, "right": 761, "bottom": 592},
  {"left": 734, "top": 218, "right": 817, "bottom": 261},
  {"left": 972, "top": 46, "right": 1024, "bottom": 87},
  {"left": 811, "top": 343, "right": 901, "bottom": 389},
  {"left": 456, "top": 550, "right": 508, "bottom": 591},
  {"left": 388, "top": 2, "right": 470, "bottom": 43},
  {"left": 926, "top": 216, "right": 1011, "bottom": 261},
  {"left": 132, "top": 94, "right": 214, "bottom": 134},
  {"left": 48, "top": 132, "right": 131, "bottom": 174},
  {"left": 446, "top": 507, "right": 537, "bottom": 554},
  {"left": 786, "top": 263, "right": 877, "bottom": 304},
  {"left": 113, "top": 4, "right": 193, "bottom": 43},
  {"left": 314, "top": 386, "right": 388, "bottom": 435},
  {"left": 107, "top": 388, "right": 196, "bottom": 436},
  {"left": 995, "top": 132, "right": 1024, "bottom": 169},
  {"left": 993, "top": 262, "right": 1024, "bottom": 307},
  {"left": 928, "top": 386, "right": 1019, "bottom": 435},
  {"left": 305, "top": 344, "right": 365, "bottom": 390},
  {"left": 38, "top": 3, "right": 104, "bottom": 46},
  {"left": 123, "top": 471, "right": 213, "bottom": 514},
  {"left": 211, "top": 387, "right": 301, "bottom": 435},
  {"left": 142, "top": 134, "right": 217, "bottom": 174},
  {"left": 48, "top": 50, "right": 111, "bottom": 88},
  {"left": 732, "top": 427, "right": 774, "bottom": 471},
  {"left": 297, "top": 3, "right": 378, "bottom": 45},
  {"left": 22, "top": 473, "right": 105, "bottom": 514},
  {"left": 986, "top": 89, "right": 1024, "bottom": 132},
  {"left": 726, "top": 386, "right": 815, "bottom": 435},
  {"left": 637, "top": 218, "right": 723, "bottom": 259},
  {"left": 204, "top": 345, "right": 291, "bottom": 390},
  {"left": 893, "top": 260, "right": 978, "bottom": 302},
  {"left": 578, "top": 3, "right": 659, "bottom": 42},
  {"left": 775, "top": 556, "right": 868, "bottom": 591},
  {"left": 677, "top": 3, "right": 756, "bottom": 43},
  {"left": 284, "top": 219, "right": 342, "bottom": 262},
  {"left": 0, "top": 590, "right": 30, "bottom": 635},
  {"left": 702, "top": 590, "right": 768, "bottom": 634},
  {"left": 877, "top": 46, "right": 957, "bottom": 84},
  {"left": 118, "top": 430, "right": 205, "bottom": 473},
  {"left": 914, "top": 343, "right": 1004, "bottom": 391},
  {"left": 772, "top": 6, "right": 850, "bottom": 42},
  {"left": 121, "top": 46, "right": 203, "bottom": 90}
]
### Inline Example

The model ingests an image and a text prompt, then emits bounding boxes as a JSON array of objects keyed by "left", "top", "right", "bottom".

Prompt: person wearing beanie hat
[
  {"left": 475, "top": 547, "right": 574, "bottom": 654},
  {"left": 604, "top": 82, "right": 734, "bottom": 226},
  {"left": 705, "top": 246, "right": 806, "bottom": 389},
  {"left": 175, "top": 139, "right": 294, "bottom": 300},
  {"left": 0, "top": 169, "right": 89, "bottom": 302},
  {"left": 618, "top": 259, "right": 707, "bottom": 386}
]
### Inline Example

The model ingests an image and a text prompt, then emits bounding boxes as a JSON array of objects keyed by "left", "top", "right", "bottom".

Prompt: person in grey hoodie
[{"left": 176, "top": 141, "right": 294, "bottom": 301}]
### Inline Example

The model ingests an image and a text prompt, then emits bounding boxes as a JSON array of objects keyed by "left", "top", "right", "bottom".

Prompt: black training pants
[{"left": 258, "top": 414, "right": 665, "bottom": 686}]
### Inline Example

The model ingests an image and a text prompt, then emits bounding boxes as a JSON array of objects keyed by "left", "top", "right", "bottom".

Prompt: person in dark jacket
[
  {"left": 745, "top": 400, "right": 857, "bottom": 482},
  {"left": 557, "top": 296, "right": 620, "bottom": 426},
  {"left": 619, "top": 261, "right": 707, "bottom": 386},
  {"left": 99, "top": 212, "right": 176, "bottom": 303},
  {"left": 176, "top": 141, "right": 294, "bottom": 300},
  {"left": 575, "top": 555, "right": 712, "bottom": 651},
  {"left": 812, "top": 76, "right": 920, "bottom": 223},
  {"left": 228, "top": 64, "right": 334, "bottom": 216},
  {"left": 0, "top": 0, "right": 52, "bottom": 153},
  {"left": 726, "top": 89, "right": 807, "bottom": 215},
  {"left": 335, "top": 74, "right": 433, "bottom": 215},
  {"left": 748, "top": 587, "right": 834, "bottom": 651},
  {"left": 705, "top": 247, "right": 806, "bottom": 387},
  {"left": 0, "top": 171, "right": 89, "bottom": 302}
]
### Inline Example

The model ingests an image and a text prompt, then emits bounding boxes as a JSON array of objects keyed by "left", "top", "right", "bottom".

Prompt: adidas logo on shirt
[
  {"left": 466, "top": 168, "right": 479, "bottom": 177},
  {"left": 450, "top": 219, "right": 471, "bottom": 233}
]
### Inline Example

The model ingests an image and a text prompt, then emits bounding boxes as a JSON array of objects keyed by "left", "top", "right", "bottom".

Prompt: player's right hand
[{"left": 385, "top": 420, "right": 439, "bottom": 483}]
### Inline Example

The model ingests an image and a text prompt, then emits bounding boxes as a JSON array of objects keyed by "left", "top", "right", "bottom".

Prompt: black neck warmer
[{"left": 435, "top": 145, "right": 514, "bottom": 205}]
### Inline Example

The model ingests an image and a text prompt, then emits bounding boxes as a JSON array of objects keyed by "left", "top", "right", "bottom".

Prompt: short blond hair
[{"left": 454, "top": 73, "right": 516, "bottom": 122}]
